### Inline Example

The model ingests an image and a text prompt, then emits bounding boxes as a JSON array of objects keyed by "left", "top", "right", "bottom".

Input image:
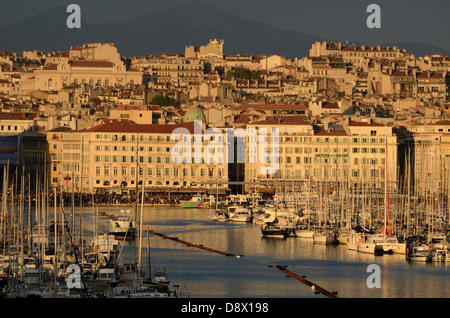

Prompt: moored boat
[
  {"left": 109, "top": 215, "right": 137, "bottom": 238},
  {"left": 180, "top": 195, "right": 204, "bottom": 208},
  {"left": 407, "top": 245, "right": 432, "bottom": 262},
  {"left": 261, "top": 217, "right": 288, "bottom": 238},
  {"left": 210, "top": 210, "right": 229, "bottom": 222},
  {"left": 227, "top": 206, "right": 252, "bottom": 222},
  {"left": 313, "top": 231, "right": 338, "bottom": 245}
]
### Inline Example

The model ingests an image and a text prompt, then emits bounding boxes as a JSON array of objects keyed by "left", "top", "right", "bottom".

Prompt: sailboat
[
  {"left": 346, "top": 230, "right": 360, "bottom": 251},
  {"left": 357, "top": 128, "right": 405, "bottom": 255},
  {"left": 313, "top": 229, "right": 339, "bottom": 245},
  {"left": 113, "top": 175, "right": 189, "bottom": 298},
  {"left": 295, "top": 225, "right": 315, "bottom": 239}
]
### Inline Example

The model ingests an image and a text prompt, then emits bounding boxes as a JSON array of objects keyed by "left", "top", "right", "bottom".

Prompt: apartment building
[
  {"left": 152, "top": 58, "right": 204, "bottom": 84},
  {"left": 309, "top": 41, "right": 406, "bottom": 66},
  {"left": 407, "top": 120, "right": 450, "bottom": 195},
  {"left": 47, "top": 126, "right": 72, "bottom": 188},
  {"left": 416, "top": 71, "right": 447, "bottom": 103},
  {"left": 33, "top": 59, "right": 142, "bottom": 91},
  {"left": 49, "top": 119, "right": 229, "bottom": 194},
  {"left": 243, "top": 117, "right": 398, "bottom": 194}
]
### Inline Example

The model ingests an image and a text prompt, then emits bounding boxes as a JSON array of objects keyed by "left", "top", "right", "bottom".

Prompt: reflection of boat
[{"left": 180, "top": 196, "right": 204, "bottom": 208}]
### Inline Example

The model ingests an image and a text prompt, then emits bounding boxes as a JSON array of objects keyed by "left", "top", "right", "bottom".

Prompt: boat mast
[
  {"left": 27, "top": 173, "right": 31, "bottom": 257},
  {"left": 53, "top": 184, "right": 58, "bottom": 297},
  {"left": 19, "top": 167, "right": 24, "bottom": 270},
  {"left": 80, "top": 135, "right": 84, "bottom": 266},
  {"left": 138, "top": 173, "right": 144, "bottom": 287},
  {"left": 384, "top": 126, "right": 391, "bottom": 237},
  {"left": 71, "top": 170, "right": 74, "bottom": 248}
]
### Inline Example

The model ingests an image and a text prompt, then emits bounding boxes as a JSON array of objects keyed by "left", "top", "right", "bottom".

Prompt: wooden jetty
[{"left": 271, "top": 264, "right": 338, "bottom": 298}]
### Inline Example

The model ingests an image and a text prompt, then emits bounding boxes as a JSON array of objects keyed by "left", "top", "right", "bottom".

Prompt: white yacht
[
  {"left": 109, "top": 215, "right": 137, "bottom": 238},
  {"left": 227, "top": 206, "right": 252, "bottom": 222},
  {"left": 407, "top": 245, "right": 432, "bottom": 262}
]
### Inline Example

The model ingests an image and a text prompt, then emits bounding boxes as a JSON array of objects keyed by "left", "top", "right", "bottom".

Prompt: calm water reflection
[{"left": 74, "top": 206, "right": 448, "bottom": 298}]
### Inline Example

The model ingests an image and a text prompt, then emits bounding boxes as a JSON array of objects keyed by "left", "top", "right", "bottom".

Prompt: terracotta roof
[
  {"left": 315, "top": 128, "right": 348, "bottom": 136},
  {"left": 81, "top": 119, "right": 202, "bottom": 134},
  {"left": 48, "top": 126, "right": 73, "bottom": 132},
  {"left": 250, "top": 116, "right": 310, "bottom": 126},
  {"left": 391, "top": 70, "right": 410, "bottom": 77},
  {"left": 348, "top": 121, "right": 386, "bottom": 127},
  {"left": 43, "top": 64, "right": 58, "bottom": 70},
  {"left": 0, "top": 112, "right": 37, "bottom": 120},
  {"left": 417, "top": 71, "right": 444, "bottom": 80},
  {"left": 232, "top": 104, "right": 308, "bottom": 111},
  {"left": 71, "top": 60, "right": 114, "bottom": 68},
  {"left": 433, "top": 120, "right": 450, "bottom": 125},
  {"left": 322, "top": 102, "right": 339, "bottom": 109},
  {"left": 233, "top": 114, "right": 251, "bottom": 124}
]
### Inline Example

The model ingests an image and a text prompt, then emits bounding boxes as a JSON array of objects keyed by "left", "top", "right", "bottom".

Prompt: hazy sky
[{"left": 1, "top": 0, "right": 450, "bottom": 50}]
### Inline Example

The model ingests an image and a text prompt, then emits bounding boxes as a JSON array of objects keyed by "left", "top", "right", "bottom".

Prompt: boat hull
[
  {"left": 313, "top": 234, "right": 337, "bottom": 245},
  {"left": 296, "top": 230, "right": 315, "bottom": 239},
  {"left": 229, "top": 216, "right": 251, "bottom": 222},
  {"left": 261, "top": 226, "right": 287, "bottom": 238},
  {"left": 181, "top": 200, "right": 203, "bottom": 208},
  {"left": 357, "top": 242, "right": 376, "bottom": 254}
]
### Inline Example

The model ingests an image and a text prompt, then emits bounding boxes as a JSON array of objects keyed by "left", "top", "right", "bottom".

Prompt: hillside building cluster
[{"left": 0, "top": 39, "right": 450, "bottom": 196}]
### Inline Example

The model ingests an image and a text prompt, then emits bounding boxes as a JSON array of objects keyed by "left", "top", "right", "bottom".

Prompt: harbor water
[{"left": 81, "top": 206, "right": 449, "bottom": 299}]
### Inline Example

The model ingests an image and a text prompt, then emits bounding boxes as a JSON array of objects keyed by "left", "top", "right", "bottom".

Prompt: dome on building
[{"left": 183, "top": 105, "right": 205, "bottom": 122}]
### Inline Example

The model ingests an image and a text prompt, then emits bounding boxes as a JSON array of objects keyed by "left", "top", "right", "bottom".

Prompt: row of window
[
  {"left": 252, "top": 167, "right": 386, "bottom": 179},
  {"left": 94, "top": 166, "right": 224, "bottom": 178}
]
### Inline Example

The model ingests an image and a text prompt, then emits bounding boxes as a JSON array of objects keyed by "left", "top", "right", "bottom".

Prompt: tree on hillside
[
  {"left": 226, "top": 67, "right": 260, "bottom": 80},
  {"left": 150, "top": 94, "right": 179, "bottom": 108}
]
